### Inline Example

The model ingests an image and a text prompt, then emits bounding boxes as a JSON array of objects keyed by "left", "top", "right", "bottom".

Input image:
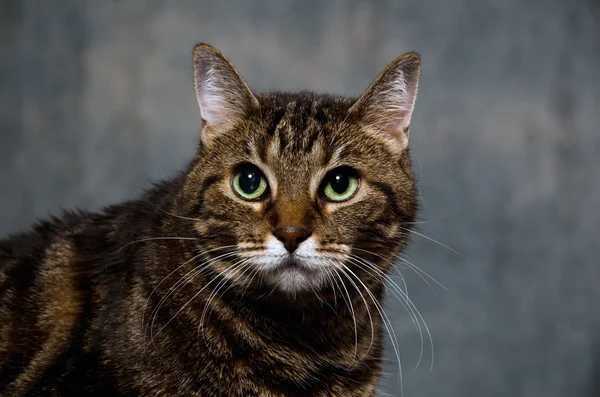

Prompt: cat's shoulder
[{"left": 0, "top": 210, "right": 90, "bottom": 261}]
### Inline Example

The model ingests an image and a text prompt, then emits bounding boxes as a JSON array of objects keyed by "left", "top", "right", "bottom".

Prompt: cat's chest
[{"left": 136, "top": 326, "right": 378, "bottom": 397}]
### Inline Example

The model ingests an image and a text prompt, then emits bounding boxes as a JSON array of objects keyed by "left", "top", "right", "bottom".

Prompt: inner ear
[
  {"left": 192, "top": 43, "right": 259, "bottom": 134},
  {"left": 349, "top": 52, "right": 420, "bottom": 150}
]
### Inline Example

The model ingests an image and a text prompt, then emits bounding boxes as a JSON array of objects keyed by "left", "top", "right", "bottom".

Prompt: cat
[{"left": 0, "top": 43, "right": 420, "bottom": 396}]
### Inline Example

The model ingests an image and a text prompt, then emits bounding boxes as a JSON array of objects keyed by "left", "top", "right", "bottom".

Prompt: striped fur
[{"left": 0, "top": 44, "right": 420, "bottom": 396}]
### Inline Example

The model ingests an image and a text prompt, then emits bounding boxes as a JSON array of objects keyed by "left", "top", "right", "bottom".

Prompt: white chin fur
[
  {"left": 248, "top": 236, "right": 332, "bottom": 293},
  {"left": 271, "top": 267, "right": 325, "bottom": 293}
]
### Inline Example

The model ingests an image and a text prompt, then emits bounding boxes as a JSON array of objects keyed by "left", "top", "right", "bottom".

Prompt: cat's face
[{"left": 180, "top": 45, "right": 420, "bottom": 294}]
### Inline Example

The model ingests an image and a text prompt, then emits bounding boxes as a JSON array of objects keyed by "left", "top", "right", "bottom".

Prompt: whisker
[
  {"left": 394, "top": 254, "right": 449, "bottom": 292},
  {"left": 345, "top": 256, "right": 420, "bottom": 356},
  {"left": 329, "top": 266, "right": 353, "bottom": 323},
  {"left": 399, "top": 220, "right": 432, "bottom": 225},
  {"left": 335, "top": 265, "right": 359, "bottom": 361},
  {"left": 240, "top": 263, "right": 263, "bottom": 298},
  {"left": 156, "top": 207, "right": 202, "bottom": 222},
  {"left": 325, "top": 258, "right": 375, "bottom": 362},
  {"left": 346, "top": 255, "right": 418, "bottom": 332},
  {"left": 198, "top": 259, "right": 255, "bottom": 352},
  {"left": 119, "top": 237, "right": 198, "bottom": 251},
  {"left": 195, "top": 259, "right": 251, "bottom": 357},
  {"left": 347, "top": 254, "right": 434, "bottom": 372},
  {"left": 338, "top": 263, "right": 404, "bottom": 392},
  {"left": 350, "top": 247, "right": 412, "bottom": 292},
  {"left": 307, "top": 279, "right": 330, "bottom": 309},
  {"left": 147, "top": 251, "right": 240, "bottom": 347},
  {"left": 345, "top": 251, "right": 422, "bottom": 334},
  {"left": 398, "top": 226, "right": 468, "bottom": 264},
  {"left": 323, "top": 268, "right": 339, "bottom": 309},
  {"left": 141, "top": 245, "right": 237, "bottom": 344},
  {"left": 352, "top": 245, "right": 448, "bottom": 292},
  {"left": 150, "top": 258, "right": 248, "bottom": 346},
  {"left": 147, "top": 250, "right": 239, "bottom": 341},
  {"left": 346, "top": 249, "right": 436, "bottom": 371}
]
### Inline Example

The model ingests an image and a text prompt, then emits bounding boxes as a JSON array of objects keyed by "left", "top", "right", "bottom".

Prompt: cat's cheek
[{"left": 193, "top": 219, "right": 209, "bottom": 235}]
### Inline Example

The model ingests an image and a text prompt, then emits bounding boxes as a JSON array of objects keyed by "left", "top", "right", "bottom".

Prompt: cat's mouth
[
  {"left": 263, "top": 256, "right": 327, "bottom": 293},
  {"left": 279, "top": 256, "right": 302, "bottom": 268},
  {"left": 236, "top": 236, "right": 348, "bottom": 293},
  {"left": 253, "top": 252, "right": 329, "bottom": 274},
  {"left": 277, "top": 255, "right": 318, "bottom": 270}
]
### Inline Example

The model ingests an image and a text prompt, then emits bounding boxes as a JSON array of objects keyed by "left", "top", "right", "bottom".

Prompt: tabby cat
[{"left": 0, "top": 43, "right": 420, "bottom": 396}]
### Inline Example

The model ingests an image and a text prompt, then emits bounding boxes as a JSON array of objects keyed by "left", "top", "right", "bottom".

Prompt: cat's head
[{"left": 179, "top": 44, "right": 420, "bottom": 295}]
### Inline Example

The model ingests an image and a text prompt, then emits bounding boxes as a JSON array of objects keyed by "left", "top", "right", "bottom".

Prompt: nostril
[
  {"left": 273, "top": 226, "right": 311, "bottom": 253},
  {"left": 295, "top": 233, "right": 309, "bottom": 244}
]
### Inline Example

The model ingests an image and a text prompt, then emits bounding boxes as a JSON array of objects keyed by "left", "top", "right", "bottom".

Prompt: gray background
[{"left": 1, "top": 1, "right": 599, "bottom": 396}]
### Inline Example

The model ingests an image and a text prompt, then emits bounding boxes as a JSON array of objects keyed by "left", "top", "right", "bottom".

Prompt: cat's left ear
[
  {"left": 193, "top": 43, "right": 259, "bottom": 136},
  {"left": 349, "top": 52, "right": 420, "bottom": 150}
]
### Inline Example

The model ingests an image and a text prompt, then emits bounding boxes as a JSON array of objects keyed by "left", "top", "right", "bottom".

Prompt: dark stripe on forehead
[
  {"left": 277, "top": 125, "right": 288, "bottom": 153},
  {"left": 291, "top": 101, "right": 326, "bottom": 154},
  {"left": 274, "top": 100, "right": 299, "bottom": 153},
  {"left": 303, "top": 127, "right": 321, "bottom": 155},
  {"left": 257, "top": 104, "right": 287, "bottom": 163},
  {"left": 259, "top": 94, "right": 352, "bottom": 163},
  {"left": 313, "top": 102, "right": 329, "bottom": 124},
  {"left": 301, "top": 101, "right": 322, "bottom": 154}
]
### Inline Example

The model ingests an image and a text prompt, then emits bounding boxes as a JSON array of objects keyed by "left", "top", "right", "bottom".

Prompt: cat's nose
[{"left": 273, "top": 226, "right": 311, "bottom": 253}]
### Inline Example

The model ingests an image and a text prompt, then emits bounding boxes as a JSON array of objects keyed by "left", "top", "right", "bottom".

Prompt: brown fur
[{"left": 0, "top": 44, "right": 421, "bottom": 396}]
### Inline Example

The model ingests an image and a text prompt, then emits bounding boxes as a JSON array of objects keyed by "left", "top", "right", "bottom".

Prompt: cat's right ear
[
  {"left": 193, "top": 44, "right": 259, "bottom": 138},
  {"left": 349, "top": 52, "right": 420, "bottom": 151}
]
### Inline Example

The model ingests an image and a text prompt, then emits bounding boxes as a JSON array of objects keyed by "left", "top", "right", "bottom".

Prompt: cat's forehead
[{"left": 255, "top": 93, "right": 356, "bottom": 166}]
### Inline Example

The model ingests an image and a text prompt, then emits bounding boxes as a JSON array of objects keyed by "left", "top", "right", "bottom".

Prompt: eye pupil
[
  {"left": 239, "top": 170, "right": 260, "bottom": 194},
  {"left": 321, "top": 166, "right": 359, "bottom": 202},
  {"left": 232, "top": 163, "right": 268, "bottom": 200},
  {"left": 330, "top": 173, "right": 350, "bottom": 194}
]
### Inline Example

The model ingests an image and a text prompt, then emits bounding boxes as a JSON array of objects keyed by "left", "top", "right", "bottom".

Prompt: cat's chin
[
  {"left": 254, "top": 257, "right": 329, "bottom": 293},
  {"left": 266, "top": 265, "right": 328, "bottom": 293}
]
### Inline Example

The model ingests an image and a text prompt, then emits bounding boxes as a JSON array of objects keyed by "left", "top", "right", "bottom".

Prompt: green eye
[
  {"left": 322, "top": 167, "right": 360, "bottom": 202},
  {"left": 232, "top": 164, "right": 269, "bottom": 200}
]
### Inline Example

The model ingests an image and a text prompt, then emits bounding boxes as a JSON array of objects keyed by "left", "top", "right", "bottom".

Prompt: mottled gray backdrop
[{"left": 1, "top": 1, "right": 599, "bottom": 396}]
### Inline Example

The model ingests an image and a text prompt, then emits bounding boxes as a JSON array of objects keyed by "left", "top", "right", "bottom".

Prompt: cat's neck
[{"left": 192, "top": 274, "right": 384, "bottom": 364}]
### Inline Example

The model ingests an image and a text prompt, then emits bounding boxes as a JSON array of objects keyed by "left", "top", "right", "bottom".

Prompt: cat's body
[{"left": 0, "top": 45, "right": 421, "bottom": 396}]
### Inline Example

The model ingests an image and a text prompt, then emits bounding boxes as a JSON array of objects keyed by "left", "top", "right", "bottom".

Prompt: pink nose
[{"left": 273, "top": 227, "right": 311, "bottom": 253}]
